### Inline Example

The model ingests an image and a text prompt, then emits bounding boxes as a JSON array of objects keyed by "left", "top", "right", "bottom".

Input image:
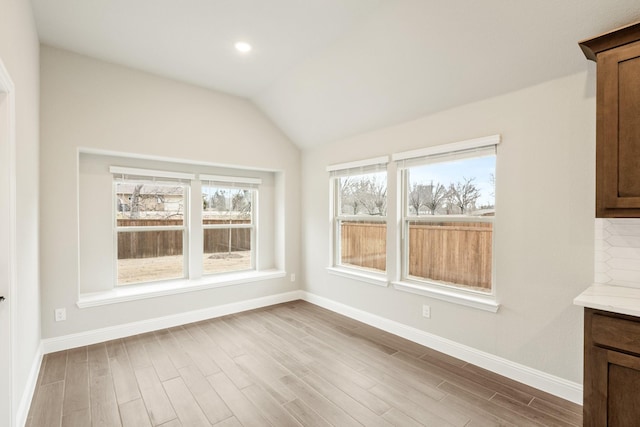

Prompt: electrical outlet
[
  {"left": 55, "top": 308, "right": 66, "bottom": 322},
  {"left": 290, "top": 273, "right": 296, "bottom": 282},
  {"left": 422, "top": 305, "right": 431, "bottom": 319}
]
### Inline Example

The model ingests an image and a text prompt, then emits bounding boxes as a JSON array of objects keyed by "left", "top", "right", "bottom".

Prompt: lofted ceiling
[{"left": 31, "top": 0, "right": 640, "bottom": 149}]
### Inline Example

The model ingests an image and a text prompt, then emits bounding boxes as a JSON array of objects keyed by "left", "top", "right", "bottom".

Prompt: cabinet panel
[
  {"left": 581, "top": 22, "right": 640, "bottom": 217},
  {"left": 600, "top": 41, "right": 640, "bottom": 215},
  {"left": 584, "top": 308, "right": 640, "bottom": 426},
  {"left": 607, "top": 353, "right": 640, "bottom": 426},
  {"left": 618, "top": 56, "right": 640, "bottom": 198},
  {"left": 592, "top": 313, "right": 640, "bottom": 355}
]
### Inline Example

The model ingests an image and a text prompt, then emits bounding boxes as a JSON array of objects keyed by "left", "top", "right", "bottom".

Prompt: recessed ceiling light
[{"left": 234, "top": 41, "right": 252, "bottom": 53}]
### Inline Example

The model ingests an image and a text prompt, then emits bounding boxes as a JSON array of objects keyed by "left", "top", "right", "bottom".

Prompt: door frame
[{"left": 0, "top": 57, "right": 17, "bottom": 427}]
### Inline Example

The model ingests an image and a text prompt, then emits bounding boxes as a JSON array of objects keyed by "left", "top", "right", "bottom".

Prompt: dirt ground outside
[{"left": 117, "top": 251, "right": 251, "bottom": 285}]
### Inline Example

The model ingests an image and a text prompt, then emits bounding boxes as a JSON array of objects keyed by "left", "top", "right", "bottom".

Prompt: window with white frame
[
  {"left": 110, "top": 166, "right": 263, "bottom": 287},
  {"left": 112, "top": 167, "right": 192, "bottom": 285},
  {"left": 395, "top": 136, "right": 499, "bottom": 294},
  {"left": 328, "top": 157, "right": 388, "bottom": 274},
  {"left": 201, "top": 174, "right": 259, "bottom": 275}
]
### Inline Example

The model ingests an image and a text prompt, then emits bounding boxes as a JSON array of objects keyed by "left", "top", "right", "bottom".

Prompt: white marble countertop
[{"left": 574, "top": 284, "right": 640, "bottom": 317}]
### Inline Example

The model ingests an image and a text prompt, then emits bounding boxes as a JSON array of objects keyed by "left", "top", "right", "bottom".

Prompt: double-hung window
[
  {"left": 111, "top": 167, "right": 262, "bottom": 286},
  {"left": 112, "top": 167, "right": 193, "bottom": 286},
  {"left": 328, "top": 156, "right": 388, "bottom": 277},
  {"left": 200, "top": 174, "right": 259, "bottom": 275},
  {"left": 78, "top": 152, "right": 282, "bottom": 306},
  {"left": 395, "top": 135, "right": 499, "bottom": 297}
]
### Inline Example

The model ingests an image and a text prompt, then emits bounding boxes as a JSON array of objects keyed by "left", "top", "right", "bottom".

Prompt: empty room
[{"left": 2, "top": 0, "right": 640, "bottom": 426}]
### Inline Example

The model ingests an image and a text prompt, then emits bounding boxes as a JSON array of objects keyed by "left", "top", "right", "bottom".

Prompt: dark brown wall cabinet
[
  {"left": 583, "top": 308, "right": 640, "bottom": 426},
  {"left": 580, "top": 22, "right": 640, "bottom": 217}
]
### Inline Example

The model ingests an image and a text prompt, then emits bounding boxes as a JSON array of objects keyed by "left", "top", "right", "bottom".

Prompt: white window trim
[
  {"left": 394, "top": 135, "right": 500, "bottom": 312},
  {"left": 110, "top": 166, "right": 265, "bottom": 287},
  {"left": 400, "top": 215, "right": 496, "bottom": 299},
  {"left": 396, "top": 214, "right": 499, "bottom": 312},
  {"left": 326, "top": 266, "right": 389, "bottom": 287},
  {"left": 79, "top": 150, "right": 283, "bottom": 306},
  {"left": 328, "top": 157, "right": 389, "bottom": 286},
  {"left": 327, "top": 155, "right": 389, "bottom": 172},
  {"left": 392, "top": 134, "right": 500, "bottom": 162},
  {"left": 114, "top": 170, "right": 195, "bottom": 289},
  {"left": 331, "top": 215, "right": 389, "bottom": 285},
  {"left": 77, "top": 269, "right": 286, "bottom": 308},
  {"left": 113, "top": 175, "right": 190, "bottom": 285},
  {"left": 391, "top": 280, "right": 499, "bottom": 312},
  {"left": 199, "top": 173, "right": 262, "bottom": 186},
  {"left": 201, "top": 182, "right": 258, "bottom": 274},
  {"left": 110, "top": 166, "right": 195, "bottom": 181}
]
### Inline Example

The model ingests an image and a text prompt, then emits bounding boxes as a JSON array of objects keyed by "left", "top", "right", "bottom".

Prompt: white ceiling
[{"left": 31, "top": 0, "right": 640, "bottom": 148}]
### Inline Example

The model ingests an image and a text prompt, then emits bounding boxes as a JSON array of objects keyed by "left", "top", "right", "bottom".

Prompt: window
[
  {"left": 396, "top": 136, "right": 499, "bottom": 294},
  {"left": 328, "top": 157, "right": 388, "bottom": 277},
  {"left": 109, "top": 166, "right": 263, "bottom": 287},
  {"left": 78, "top": 152, "right": 284, "bottom": 305},
  {"left": 201, "top": 175, "right": 259, "bottom": 275},
  {"left": 113, "top": 168, "right": 192, "bottom": 285}
]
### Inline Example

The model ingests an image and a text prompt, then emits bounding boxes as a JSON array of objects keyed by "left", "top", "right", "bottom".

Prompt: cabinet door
[
  {"left": 597, "top": 40, "right": 640, "bottom": 217},
  {"left": 584, "top": 309, "right": 640, "bottom": 425},
  {"left": 606, "top": 351, "right": 640, "bottom": 426},
  {"left": 585, "top": 345, "right": 640, "bottom": 426}
]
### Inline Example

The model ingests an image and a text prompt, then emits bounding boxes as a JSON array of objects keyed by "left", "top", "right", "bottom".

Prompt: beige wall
[
  {"left": 40, "top": 37, "right": 596, "bottom": 388},
  {"left": 301, "top": 70, "right": 596, "bottom": 383},
  {"left": 40, "top": 46, "right": 301, "bottom": 338},
  {"left": 0, "top": 0, "right": 41, "bottom": 419}
]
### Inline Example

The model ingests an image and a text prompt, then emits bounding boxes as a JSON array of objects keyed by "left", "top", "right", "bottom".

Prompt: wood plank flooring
[{"left": 26, "top": 301, "right": 582, "bottom": 426}]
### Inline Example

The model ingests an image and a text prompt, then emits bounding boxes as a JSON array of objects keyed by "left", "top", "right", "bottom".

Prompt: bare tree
[
  {"left": 129, "top": 184, "right": 144, "bottom": 219},
  {"left": 339, "top": 175, "right": 387, "bottom": 216},
  {"left": 450, "top": 177, "right": 481, "bottom": 214},
  {"left": 210, "top": 190, "right": 227, "bottom": 212},
  {"left": 357, "top": 176, "right": 387, "bottom": 216},
  {"left": 233, "top": 190, "right": 252, "bottom": 218},
  {"left": 408, "top": 183, "right": 428, "bottom": 215},
  {"left": 424, "top": 181, "right": 447, "bottom": 215},
  {"left": 444, "top": 186, "right": 458, "bottom": 214},
  {"left": 218, "top": 189, "right": 252, "bottom": 256},
  {"left": 231, "top": 190, "right": 248, "bottom": 212},
  {"left": 339, "top": 177, "right": 360, "bottom": 214}
]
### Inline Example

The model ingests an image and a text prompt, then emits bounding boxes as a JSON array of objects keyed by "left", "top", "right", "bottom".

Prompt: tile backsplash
[{"left": 595, "top": 218, "right": 640, "bottom": 288}]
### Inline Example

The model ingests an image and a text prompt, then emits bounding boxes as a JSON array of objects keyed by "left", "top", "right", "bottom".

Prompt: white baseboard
[
  {"left": 42, "top": 290, "right": 303, "bottom": 354},
  {"left": 37, "top": 288, "right": 582, "bottom": 405},
  {"left": 15, "top": 342, "right": 43, "bottom": 427},
  {"left": 300, "top": 291, "right": 583, "bottom": 405}
]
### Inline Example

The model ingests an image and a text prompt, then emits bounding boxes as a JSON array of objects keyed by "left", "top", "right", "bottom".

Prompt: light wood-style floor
[{"left": 26, "top": 300, "right": 582, "bottom": 426}]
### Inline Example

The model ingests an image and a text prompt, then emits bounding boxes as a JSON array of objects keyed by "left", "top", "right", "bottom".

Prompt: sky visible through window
[{"left": 408, "top": 155, "right": 496, "bottom": 208}]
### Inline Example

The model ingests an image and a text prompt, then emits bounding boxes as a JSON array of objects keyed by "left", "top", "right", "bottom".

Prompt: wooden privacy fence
[
  {"left": 340, "top": 220, "right": 492, "bottom": 290},
  {"left": 340, "top": 221, "right": 387, "bottom": 271},
  {"left": 408, "top": 222, "right": 492, "bottom": 290},
  {"left": 117, "top": 219, "right": 251, "bottom": 259}
]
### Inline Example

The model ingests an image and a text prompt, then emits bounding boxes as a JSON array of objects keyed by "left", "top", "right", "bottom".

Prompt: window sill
[
  {"left": 326, "top": 267, "right": 389, "bottom": 287},
  {"left": 77, "top": 269, "right": 286, "bottom": 308},
  {"left": 392, "top": 280, "right": 500, "bottom": 313}
]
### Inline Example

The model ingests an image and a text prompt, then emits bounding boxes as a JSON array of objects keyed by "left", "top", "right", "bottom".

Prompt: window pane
[
  {"left": 117, "top": 230, "right": 184, "bottom": 285},
  {"left": 115, "top": 180, "right": 186, "bottom": 286},
  {"left": 404, "top": 152, "right": 495, "bottom": 291},
  {"left": 203, "top": 228, "right": 251, "bottom": 274},
  {"left": 335, "top": 171, "right": 387, "bottom": 273},
  {"left": 338, "top": 172, "right": 387, "bottom": 216},
  {"left": 408, "top": 221, "right": 492, "bottom": 292},
  {"left": 340, "top": 220, "right": 386, "bottom": 272},
  {"left": 202, "top": 186, "right": 253, "bottom": 223},
  {"left": 116, "top": 182, "right": 185, "bottom": 225},
  {"left": 407, "top": 155, "right": 495, "bottom": 216},
  {"left": 202, "top": 185, "right": 254, "bottom": 275}
]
